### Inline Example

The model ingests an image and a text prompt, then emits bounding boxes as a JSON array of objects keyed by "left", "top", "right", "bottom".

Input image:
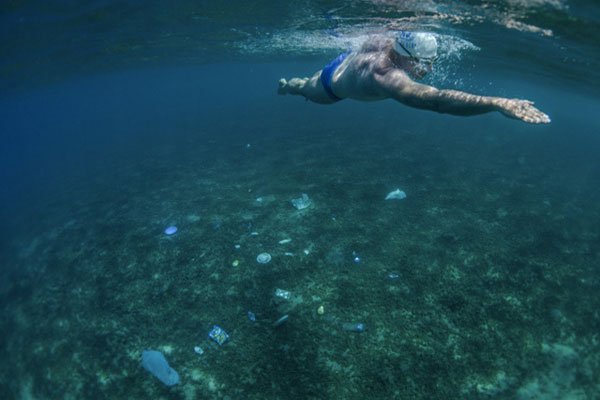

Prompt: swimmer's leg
[
  {"left": 278, "top": 73, "right": 337, "bottom": 104},
  {"left": 278, "top": 77, "right": 309, "bottom": 95}
]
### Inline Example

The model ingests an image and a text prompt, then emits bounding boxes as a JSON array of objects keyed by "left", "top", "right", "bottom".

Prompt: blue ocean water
[{"left": 1, "top": 1, "right": 599, "bottom": 399}]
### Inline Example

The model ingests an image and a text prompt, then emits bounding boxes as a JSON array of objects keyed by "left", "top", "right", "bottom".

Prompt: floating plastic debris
[
  {"left": 317, "top": 305, "right": 325, "bottom": 315},
  {"left": 291, "top": 193, "right": 312, "bottom": 210},
  {"left": 385, "top": 189, "right": 407, "bottom": 200},
  {"left": 278, "top": 238, "right": 292, "bottom": 244},
  {"left": 234, "top": 244, "right": 241, "bottom": 250},
  {"left": 352, "top": 251, "right": 361, "bottom": 264},
  {"left": 141, "top": 350, "right": 180, "bottom": 386},
  {"left": 164, "top": 226, "right": 178, "bottom": 235},
  {"left": 341, "top": 322, "right": 366, "bottom": 333},
  {"left": 284, "top": 252, "right": 294, "bottom": 257},
  {"left": 247, "top": 311, "right": 256, "bottom": 322},
  {"left": 303, "top": 249, "right": 310, "bottom": 255},
  {"left": 256, "top": 252, "right": 272, "bottom": 264},
  {"left": 275, "top": 288, "right": 291, "bottom": 300},
  {"left": 387, "top": 272, "right": 400, "bottom": 280},
  {"left": 250, "top": 231, "right": 259, "bottom": 236},
  {"left": 208, "top": 325, "right": 229, "bottom": 346},
  {"left": 193, "top": 346, "right": 204, "bottom": 355},
  {"left": 273, "top": 314, "right": 289, "bottom": 327},
  {"left": 231, "top": 259, "right": 239, "bottom": 267}
]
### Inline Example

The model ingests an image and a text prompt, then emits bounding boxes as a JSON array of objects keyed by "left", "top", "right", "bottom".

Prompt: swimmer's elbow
[
  {"left": 375, "top": 72, "right": 446, "bottom": 111},
  {"left": 392, "top": 85, "right": 443, "bottom": 112}
]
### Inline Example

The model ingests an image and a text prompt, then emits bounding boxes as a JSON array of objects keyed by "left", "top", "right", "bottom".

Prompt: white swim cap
[{"left": 393, "top": 31, "right": 438, "bottom": 60}]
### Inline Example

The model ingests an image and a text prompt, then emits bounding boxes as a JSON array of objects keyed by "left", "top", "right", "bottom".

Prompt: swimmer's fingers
[
  {"left": 518, "top": 101, "right": 551, "bottom": 124},
  {"left": 502, "top": 99, "right": 551, "bottom": 124}
]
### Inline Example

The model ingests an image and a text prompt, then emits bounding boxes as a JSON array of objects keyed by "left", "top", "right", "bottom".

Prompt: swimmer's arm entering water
[{"left": 376, "top": 70, "right": 551, "bottom": 124}]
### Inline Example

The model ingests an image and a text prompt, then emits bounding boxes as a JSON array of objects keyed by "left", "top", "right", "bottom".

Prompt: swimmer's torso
[{"left": 330, "top": 36, "right": 421, "bottom": 101}]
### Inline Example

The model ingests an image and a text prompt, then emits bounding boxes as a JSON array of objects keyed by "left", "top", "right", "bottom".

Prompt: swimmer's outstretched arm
[{"left": 376, "top": 70, "right": 551, "bottom": 124}]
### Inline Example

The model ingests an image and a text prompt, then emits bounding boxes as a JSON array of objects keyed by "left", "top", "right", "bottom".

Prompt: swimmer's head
[{"left": 393, "top": 31, "right": 438, "bottom": 61}]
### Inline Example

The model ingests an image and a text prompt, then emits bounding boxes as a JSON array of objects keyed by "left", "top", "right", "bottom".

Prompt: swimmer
[{"left": 278, "top": 32, "right": 550, "bottom": 124}]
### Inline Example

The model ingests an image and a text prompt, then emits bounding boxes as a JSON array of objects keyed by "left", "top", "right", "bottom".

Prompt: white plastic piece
[
  {"left": 385, "top": 189, "right": 407, "bottom": 200},
  {"left": 257, "top": 252, "right": 272, "bottom": 264},
  {"left": 291, "top": 193, "right": 312, "bottom": 210}
]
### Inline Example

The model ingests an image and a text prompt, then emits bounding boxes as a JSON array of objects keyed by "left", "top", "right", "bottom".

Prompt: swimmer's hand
[
  {"left": 278, "top": 78, "right": 288, "bottom": 95},
  {"left": 496, "top": 98, "right": 551, "bottom": 124}
]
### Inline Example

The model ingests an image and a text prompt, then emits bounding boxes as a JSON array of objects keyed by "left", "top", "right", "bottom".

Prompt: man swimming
[{"left": 278, "top": 32, "right": 550, "bottom": 124}]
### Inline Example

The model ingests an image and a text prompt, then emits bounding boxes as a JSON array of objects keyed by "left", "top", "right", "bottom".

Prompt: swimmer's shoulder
[{"left": 358, "top": 35, "right": 393, "bottom": 53}]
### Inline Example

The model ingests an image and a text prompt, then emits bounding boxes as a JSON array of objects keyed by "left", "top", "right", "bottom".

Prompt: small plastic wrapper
[
  {"left": 274, "top": 288, "right": 291, "bottom": 300},
  {"left": 291, "top": 193, "right": 312, "bottom": 210},
  {"left": 208, "top": 325, "right": 229, "bottom": 346}
]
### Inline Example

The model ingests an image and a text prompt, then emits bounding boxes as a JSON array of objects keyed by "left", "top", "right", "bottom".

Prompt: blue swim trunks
[{"left": 320, "top": 51, "right": 351, "bottom": 102}]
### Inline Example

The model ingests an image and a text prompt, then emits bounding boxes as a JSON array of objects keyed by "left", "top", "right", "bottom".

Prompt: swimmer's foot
[
  {"left": 278, "top": 78, "right": 288, "bottom": 95},
  {"left": 498, "top": 98, "right": 551, "bottom": 124}
]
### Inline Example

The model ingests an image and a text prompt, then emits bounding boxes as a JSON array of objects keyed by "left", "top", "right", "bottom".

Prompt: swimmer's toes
[{"left": 278, "top": 78, "right": 288, "bottom": 95}]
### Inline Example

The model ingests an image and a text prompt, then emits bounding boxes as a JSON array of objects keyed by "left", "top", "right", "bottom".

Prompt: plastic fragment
[
  {"left": 273, "top": 314, "right": 289, "bottom": 327},
  {"left": 141, "top": 350, "right": 180, "bottom": 386},
  {"left": 341, "top": 322, "right": 366, "bottom": 333},
  {"left": 164, "top": 226, "right": 178, "bottom": 235},
  {"left": 385, "top": 189, "right": 406, "bottom": 200},
  {"left": 274, "top": 288, "right": 291, "bottom": 300},
  {"left": 257, "top": 252, "right": 272, "bottom": 264},
  {"left": 208, "top": 325, "right": 229, "bottom": 346},
  {"left": 291, "top": 193, "right": 312, "bottom": 210}
]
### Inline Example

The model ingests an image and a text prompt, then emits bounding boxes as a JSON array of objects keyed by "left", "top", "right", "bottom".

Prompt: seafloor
[{"left": 1, "top": 97, "right": 599, "bottom": 399}]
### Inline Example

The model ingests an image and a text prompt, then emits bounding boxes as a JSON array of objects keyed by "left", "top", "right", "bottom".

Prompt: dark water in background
[{"left": 1, "top": 1, "right": 600, "bottom": 399}]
